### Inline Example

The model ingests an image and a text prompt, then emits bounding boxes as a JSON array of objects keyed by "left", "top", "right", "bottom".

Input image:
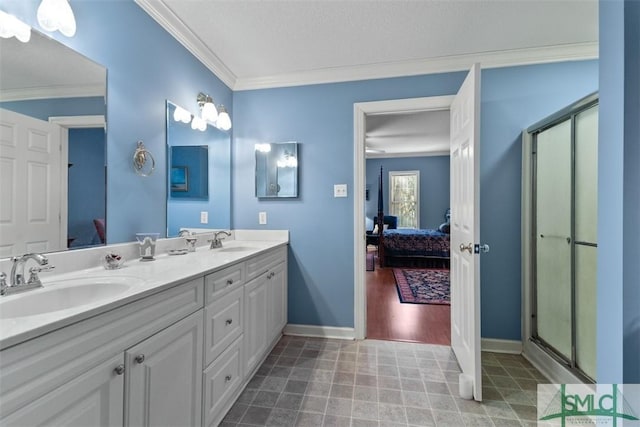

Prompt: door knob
[
  {"left": 475, "top": 244, "right": 490, "bottom": 253},
  {"left": 459, "top": 243, "right": 473, "bottom": 254},
  {"left": 134, "top": 354, "right": 145, "bottom": 364}
]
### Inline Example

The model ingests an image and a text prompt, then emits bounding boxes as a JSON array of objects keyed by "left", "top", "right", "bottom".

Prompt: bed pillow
[{"left": 438, "top": 222, "right": 450, "bottom": 234}]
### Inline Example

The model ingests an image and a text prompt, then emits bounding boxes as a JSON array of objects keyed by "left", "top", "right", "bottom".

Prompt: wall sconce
[
  {"left": 0, "top": 10, "right": 31, "bottom": 42},
  {"left": 37, "top": 0, "right": 76, "bottom": 37},
  {"left": 172, "top": 92, "right": 232, "bottom": 132}
]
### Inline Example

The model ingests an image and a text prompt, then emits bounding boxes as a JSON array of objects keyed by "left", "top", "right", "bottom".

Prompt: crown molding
[
  {"left": 134, "top": 0, "right": 237, "bottom": 90},
  {"left": 134, "top": 0, "right": 598, "bottom": 92},
  {"left": 235, "top": 42, "right": 598, "bottom": 90},
  {"left": 0, "top": 84, "right": 105, "bottom": 102}
]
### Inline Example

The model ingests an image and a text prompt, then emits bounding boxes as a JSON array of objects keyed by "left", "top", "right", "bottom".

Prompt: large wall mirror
[
  {"left": 0, "top": 29, "right": 107, "bottom": 258},
  {"left": 166, "top": 101, "right": 231, "bottom": 237},
  {"left": 255, "top": 142, "right": 299, "bottom": 198}
]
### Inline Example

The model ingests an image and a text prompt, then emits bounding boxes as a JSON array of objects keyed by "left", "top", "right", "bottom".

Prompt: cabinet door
[
  {"left": 124, "top": 311, "right": 203, "bottom": 427},
  {"left": 267, "top": 262, "right": 287, "bottom": 342},
  {"left": 2, "top": 354, "right": 124, "bottom": 427},
  {"left": 244, "top": 275, "right": 269, "bottom": 375}
]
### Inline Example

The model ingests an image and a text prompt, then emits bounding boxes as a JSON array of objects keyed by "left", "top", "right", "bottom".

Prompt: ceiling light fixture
[
  {"left": 0, "top": 10, "right": 31, "bottom": 42},
  {"left": 37, "top": 0, "right": 76, "bottom": 37}
]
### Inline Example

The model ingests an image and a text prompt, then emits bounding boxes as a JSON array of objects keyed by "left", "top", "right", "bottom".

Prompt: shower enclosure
[{"left": 525, "top": 93, "right": 598, "bottom": 382}]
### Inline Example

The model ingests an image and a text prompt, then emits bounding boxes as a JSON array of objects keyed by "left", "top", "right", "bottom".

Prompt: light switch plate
[
  {"left": 334, "top": 184, "right": 348, "bottom": 198},
  {"left": 200, "top": 211, "right": 208, "bottom": 224},
  {"left": 259, "top": 211, "right": 267, "bottom": 224}
]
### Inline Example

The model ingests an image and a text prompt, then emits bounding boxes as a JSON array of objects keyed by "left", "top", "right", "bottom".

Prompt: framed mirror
[
  {"left": 255, "top": 142, "right": 299, "bottom": 198},
  {"left": 166, "top": 101, "right": 231, "bottom": 237},
  {"left": 0, "top": 29, "right": 107, "bottom": 257}
]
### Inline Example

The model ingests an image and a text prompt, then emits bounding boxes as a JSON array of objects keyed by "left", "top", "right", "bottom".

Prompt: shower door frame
[{"left": 524, "top": 92, "right": 598, "bottom": 384}]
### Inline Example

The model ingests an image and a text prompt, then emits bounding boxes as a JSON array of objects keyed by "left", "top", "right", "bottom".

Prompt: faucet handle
[{"left": 27, "top": 265, "right": 55, "bottom": 286}]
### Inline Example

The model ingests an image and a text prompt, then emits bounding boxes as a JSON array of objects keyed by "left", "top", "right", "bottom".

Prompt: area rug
[
  {"left": 366, "top": 253, "right": 375, "bottom": 271},
  {"left": 393, "top": 268, "right": 450, "bottom": 305}
]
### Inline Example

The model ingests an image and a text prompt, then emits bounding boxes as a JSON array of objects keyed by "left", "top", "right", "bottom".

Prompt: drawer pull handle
[
  {"left": 135, "top": 354, "right": 145, "bottom": 364},
  {"left": 225, "top": 375, "right": 232, "bottom": 382},
  {"left": 226, "top": 279, "right": 233, "bottom": 286},
  {"left": 225, "top": 319, "right": 233, "bottom": 325},
  {"left": 114, "top": 364, "right": 125, "bottom": 375}
]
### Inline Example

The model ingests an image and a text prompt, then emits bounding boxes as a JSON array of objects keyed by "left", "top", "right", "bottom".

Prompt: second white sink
[{"left": 0, "top": 276, "right": 143, "bottom": 319}]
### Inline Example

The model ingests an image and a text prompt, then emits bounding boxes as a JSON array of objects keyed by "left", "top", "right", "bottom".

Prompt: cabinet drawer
[
  {"left": 203, "top": 335, "right": 243, "bottom": 427},
  {"left": 205, "top": 263, "right": 244, "bottom": 303},
  {"left": 204, "top": 287, "right": 244, "bottom": 365},
  {"left": 246, "top": 246, "right": 286, "bottom": 282}
]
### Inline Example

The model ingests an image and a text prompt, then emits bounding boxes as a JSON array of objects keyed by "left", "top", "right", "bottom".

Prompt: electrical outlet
[
  {"left": 259, "top": 211, "right": 267, "bottom": 225},
  {"left": 200, "top": 211, "right": 208, "bottom": 224},
  {"left": 334, "top": 184, "right": 348, "bottom": 198}
]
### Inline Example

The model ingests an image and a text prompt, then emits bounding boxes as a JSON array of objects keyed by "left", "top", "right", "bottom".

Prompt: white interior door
[
  {"left": 450, "top": 64, "right": 482, "bottom": 401},
  {"left": 0, "top": 108, "right": 63, "bottom": 257}
]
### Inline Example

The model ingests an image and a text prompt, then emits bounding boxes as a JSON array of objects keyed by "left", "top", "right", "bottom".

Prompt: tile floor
[{"left": 221, "top": 336, "right": 548, "bottom": 427}]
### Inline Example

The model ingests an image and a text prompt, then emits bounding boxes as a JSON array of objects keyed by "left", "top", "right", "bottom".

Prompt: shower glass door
[{"left": 534, "top": 118, "right": 572, "bottom": 361}]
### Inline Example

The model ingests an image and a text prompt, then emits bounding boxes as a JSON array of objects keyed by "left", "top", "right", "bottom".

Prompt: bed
[
  {"left": 381, "top": 228, "right": 450, "bottom": 268},
  {"left": 373, "top": 166, "right": 450, "bottom": 268}
]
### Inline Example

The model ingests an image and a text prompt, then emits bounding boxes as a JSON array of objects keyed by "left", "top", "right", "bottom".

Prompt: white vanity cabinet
[
  {"left": 0, "top": 277, "right": 204, "bottom": 427},
  {"left": 244, "top": 247, "right": 287, "bottom": 377},
  {"left": 124, "top": 310, "right": 204, "bottom": 427}
]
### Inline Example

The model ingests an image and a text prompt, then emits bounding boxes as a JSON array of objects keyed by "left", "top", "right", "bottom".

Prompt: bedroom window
[{"left": 389, "top": 171, "right": 419, "bottom": 228}]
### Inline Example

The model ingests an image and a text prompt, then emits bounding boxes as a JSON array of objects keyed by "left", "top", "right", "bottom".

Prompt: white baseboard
[
  {"left": 284, "top": 324, "right": 355, "bottom": 340},
  {"left": 481, "top": 338, "right": 523, "bottom": 354}
]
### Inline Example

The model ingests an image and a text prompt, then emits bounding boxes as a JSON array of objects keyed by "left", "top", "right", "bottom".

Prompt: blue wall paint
[
  {"left": 233, "top": 62, "right": 598, "bottom": 335},
  {"left": 365, "top": 156, "right": 450, "bottom": 230},
  {"left": 68, "top": 128, "right": 106, "bottom": 247},
  {"left": 622, "top": 0, "right": 640, "bottom": 386},
  {"left": 598, "top": 0, "right": 640, "bottom": 384},
  {"left": 1, "top": 0, "right": 233, "bottom": 244}
]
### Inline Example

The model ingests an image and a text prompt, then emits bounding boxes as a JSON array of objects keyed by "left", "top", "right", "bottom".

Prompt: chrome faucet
[
  {"left": 179, "top": 230, "right": 198, "bottom": 252},
  {"left": 178, "top": 230, "right": 192, "bottom": 237},
  {"left": 3, "top": 253, "right": 55, "bottom": 296},
  {"left": 208, "top": 231, "right": 231, "bottom": 249}
]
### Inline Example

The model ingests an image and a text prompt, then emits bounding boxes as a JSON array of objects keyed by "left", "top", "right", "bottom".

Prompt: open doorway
[{"left": 353, "top": 96, "right": 454, "bottom": 345}]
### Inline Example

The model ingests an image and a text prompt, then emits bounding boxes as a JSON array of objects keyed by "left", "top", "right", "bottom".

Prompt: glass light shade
[
  {"left": 37, "top": 0, "right": 76, "bottom": 37},
  {"left": 201, "top": 101, "right": 218, "bottom": 122},
  {"left": 217, "top": 110, "right": 232, "bottom": 131},
  {"left": 0, "top": 11, "right": 31, "bottom": 42},
  {"left": 191, "top": 116, "right": 203, "bottom": 130},
  {"left": 173, "top": 106, "right": 191, "bottom": 123}
]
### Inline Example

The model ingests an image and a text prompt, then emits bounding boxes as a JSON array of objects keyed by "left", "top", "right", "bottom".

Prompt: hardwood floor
[{"left": 366, "top": 252, "right": 451, "bottom": 346}]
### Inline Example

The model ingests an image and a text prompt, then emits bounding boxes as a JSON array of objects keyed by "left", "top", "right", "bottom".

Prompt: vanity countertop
[{"left": 0, "top": 236, "right": 288, "bottom": 350}]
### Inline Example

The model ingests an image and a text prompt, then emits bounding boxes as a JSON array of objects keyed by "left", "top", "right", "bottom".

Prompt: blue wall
[
  {"left": 68, "top": 128, "right": 106, "bottom": 247},
  {"left": 1, "top": 0, "right": 233, "bottom": 244},
  {"left": 365, "top": 156, "right": 450, "bottom": 230},
  {"left": 598, "top": 0, "right": 640, "bottom": 384},
  {"left": 233, "top": 61, "right": 598, "bottom": 337}
]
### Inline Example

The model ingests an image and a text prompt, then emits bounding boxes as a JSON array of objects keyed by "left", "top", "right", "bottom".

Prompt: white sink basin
[{"left": 0, "top": 276, "right": 143, "bottom": 319}]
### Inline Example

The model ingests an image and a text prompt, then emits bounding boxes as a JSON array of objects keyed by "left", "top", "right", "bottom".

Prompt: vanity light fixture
[
  {"left": 0, "top": 10, "right": 31, "bottom": 42},
  {"left": 197, "top": 92, "right": 218, "bottom": 122},
  {"left": 37, "top": 0, "right": 76, "bottom": 37},
  {"left": 216, "top": 105, "right": 232, "bottom": 131},
  {"left": 190, "top": 115, "right": 207, "bottom": 132},
  {"left": 173, "top": 105, "right": 191, "bottom": 124}
]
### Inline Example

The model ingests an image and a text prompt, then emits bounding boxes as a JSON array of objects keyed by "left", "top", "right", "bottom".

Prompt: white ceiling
[{"left": 137, "top": 0, "right": 597, "bottom": 156}]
